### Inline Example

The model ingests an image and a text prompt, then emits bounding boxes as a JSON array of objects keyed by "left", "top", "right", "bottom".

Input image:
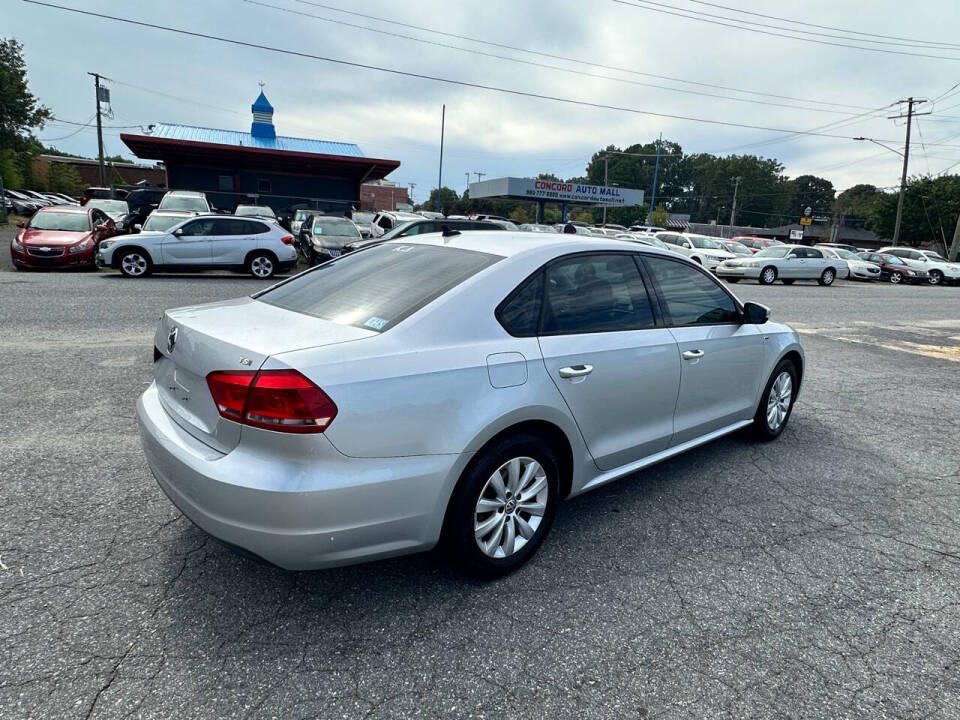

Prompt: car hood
[{"left": 20, "top": 228, "right": 90, "bottom": 246}]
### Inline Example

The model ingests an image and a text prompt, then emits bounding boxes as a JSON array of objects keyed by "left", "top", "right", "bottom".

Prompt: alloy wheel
[
  {"left": 121, "top": 253, "right": 147, "bottom": 277},
  {"left": 890, "top": 272, "right": 902, "bottom": 284},
  {"left": 928, "top": 270, "right": 942, "bottom": 286},
  {"left": 822, "top": 269, "right": 835, "bottom": 285},
  {"left": 766, "top": 371, "right": 793, "bottom": 432},
  {"left": 250, "top": 255, "right": 274, "bottom": 278},
  {"left": 761, "top": 268, "right": 776, "bottom": 284},
  {"left": 474, "top": 457, "right": 548, "bottom": 559}
]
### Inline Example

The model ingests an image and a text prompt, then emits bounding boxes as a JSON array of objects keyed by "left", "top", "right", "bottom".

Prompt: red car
[
  {"left": 732, "top": 236, "right": 784, "bottom": 253},
  {"left": 10, "top": 206, "right": 117, "bottom": 270}
]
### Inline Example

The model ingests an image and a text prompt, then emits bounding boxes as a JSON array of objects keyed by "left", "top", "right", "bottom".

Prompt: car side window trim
[{"left": 637, "top": 254, "right": 744, "bottom": 328}]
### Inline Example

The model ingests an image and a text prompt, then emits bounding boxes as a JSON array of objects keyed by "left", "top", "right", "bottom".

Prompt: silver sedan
[
  {"left": 139, "top": 233, "right": 805, "bottom": 576},
  {"left": 717, "top": 244, "right": 847, "bottom": 285}
]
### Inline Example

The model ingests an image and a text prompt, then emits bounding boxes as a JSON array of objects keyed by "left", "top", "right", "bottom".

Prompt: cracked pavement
[{"left": 2, "top": 238, "right": 959, "bottom": 719}]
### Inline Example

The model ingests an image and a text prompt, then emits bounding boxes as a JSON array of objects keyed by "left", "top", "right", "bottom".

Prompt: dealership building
[
  {"left": 468, "top": 177, "right": 645, "bottom": 222},
  {"left": 120, "top": 91, "right": 400, "bottom": 213}
]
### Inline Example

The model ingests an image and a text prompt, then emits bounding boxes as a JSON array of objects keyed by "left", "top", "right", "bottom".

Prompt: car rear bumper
[{"left": 137, "top": 382, "right": 459, "bottom": 570}]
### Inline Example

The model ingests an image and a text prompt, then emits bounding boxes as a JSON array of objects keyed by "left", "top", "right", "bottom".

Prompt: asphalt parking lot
[{"left": 2, "top": 231, "right": 960, "bottom": 719}]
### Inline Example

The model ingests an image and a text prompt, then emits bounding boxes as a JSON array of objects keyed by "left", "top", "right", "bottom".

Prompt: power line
[
  {"left": 244, "top": 0, "right": 858, "bottom": 116},
  {"left": 100, "top": 76, "right": 244, "bottom": 115},
  {"left": 685, "top": 0, "right": 960, "bottom": 50},
  {"left": 26, "top": 1, "right": 944, "bottom": 148},
  {"left": 39, "top": 114, "right": 97, "bottom": 142},
  {"left": 50, "top": 116, "right": 143, "bottom": 129},
  {"left": 611, "top": 0, "right": 960, "bottom": 61},
  {"left": 293, "top": 0, "right": 874, "bottom": 111}
]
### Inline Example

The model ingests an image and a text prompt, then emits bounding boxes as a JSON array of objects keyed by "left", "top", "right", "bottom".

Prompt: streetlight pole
[
  {"left": 437, "top": 104, "right": 445, "bottom": 215},
  {"left": 88, "top": 72, "right": 106, "bottom": 186},
  {"left": 729, "top": 176, "right": 741, "bottom": 227},
  {"left": 602, "top": 155, "right": 609, "bottom": 225},
  {"left": 648, "top": 133, "right": 662, "bottom": 224}
]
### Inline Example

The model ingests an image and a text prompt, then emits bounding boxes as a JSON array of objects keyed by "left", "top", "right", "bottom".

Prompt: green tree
[
  {"left": 834, "top": 183, "right": 882, "bottom": 223},
  {"left": 422, "top": 186, "right": 462, "bottom": 213},
  {"left": 0, "top": 38, "right": 51, "bottom": 188},
  {"left": 868, "top": 175, "right": 960, "bottom": 249},
  {"left": 650, "top": 204, "right": 668, "bottom": 228}
]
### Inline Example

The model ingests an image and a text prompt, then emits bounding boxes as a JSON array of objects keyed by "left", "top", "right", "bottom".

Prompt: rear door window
[
  {"left": 256, "top": 244, "right": 501, "bottom": 332},
  {"left": 542, "top": 254, "right": 656, "bottom": 334},
  {"left": 179, "top": 219, "right": 217, "bottom": 236}
]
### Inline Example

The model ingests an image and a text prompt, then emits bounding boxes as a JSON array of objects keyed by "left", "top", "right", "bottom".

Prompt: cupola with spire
[{"left": 250, "top": 87, "right": 276, "bottom": 139}]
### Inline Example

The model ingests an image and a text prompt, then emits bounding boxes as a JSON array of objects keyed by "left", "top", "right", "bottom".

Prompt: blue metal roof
[
  {"left": 148, "top": 123, "right": 365, "bottom": 158},
  {"left": 251, "top": 91, "right": 274, "bottom": 113}
]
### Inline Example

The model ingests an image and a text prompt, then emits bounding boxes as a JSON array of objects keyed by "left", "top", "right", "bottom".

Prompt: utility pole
[
  {"left": 465, "top": 172, "right": 470, "bottom": 191},
  {"left": 948, "top": 210, "right": 960, "bottom": 263},
  {"left": 88, "top": 72, "right": 106, "bottom": 186},
  {"left": 647, "top": 133, "right": 662, "bottom": 224},
  {"left": 729, "top": 176, "right": 742, "bottom": 227},
  {"left": 437, "top": 104, "right": 445, "bottom": 215},
  {"left": 889, "top": 97, "right": 929, "bottom": 247},
  {"left": 408, "top": 182, "right": 416, "bottom": 206},
  {"left": 473, "top": 171, "right": 486, "bottom": 183},
  {"left": 602, "top": 155, "right": 609, "bottom": 225}
]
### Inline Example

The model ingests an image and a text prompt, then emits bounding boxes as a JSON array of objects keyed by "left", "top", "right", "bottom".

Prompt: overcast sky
[{"left": 8, "top": 0, "right": 960, "bottom": 203}]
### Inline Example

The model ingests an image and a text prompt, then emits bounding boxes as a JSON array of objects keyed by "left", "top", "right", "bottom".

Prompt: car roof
[
  {"left": 165, "top": 190, "right": 205, "bottom": 196},
  {"left": 36, "top": 205, "right": 89, "bottom": 214},
  {"left": 383, "top": 230, "right": 686, "bottom": 261},
  {"left": 147, "top": 209, "right": 194, "bottom": 217}
]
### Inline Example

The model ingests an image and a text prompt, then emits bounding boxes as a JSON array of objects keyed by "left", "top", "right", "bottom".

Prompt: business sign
[
  {"left": 469, "top": 177, "right": 644, "bottom": 207},
  {"left": 789, "top": 229, "right": 804, "bottom": 241},
  {"left": 799, "top": 216, "right": 813, "bottom": 226}
]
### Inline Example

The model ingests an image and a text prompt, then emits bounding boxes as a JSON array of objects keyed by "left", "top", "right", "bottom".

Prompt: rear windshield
[
  {"left": 159, "top": 195, "right": 207, "bottom": 212},
  {"left": 256, "top": 243, "right": 500, "bottom": 332}
]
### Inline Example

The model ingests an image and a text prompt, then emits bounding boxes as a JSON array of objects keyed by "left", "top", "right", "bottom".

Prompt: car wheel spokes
[
  {"left": 474, "top": 456, "right": 548, "bottom": 558},
  {"left": 123, "top": 254, "right": 145, "bottom": 275},
  {"left": 766, "top": 371, "right": 792, "bottom": 431}
]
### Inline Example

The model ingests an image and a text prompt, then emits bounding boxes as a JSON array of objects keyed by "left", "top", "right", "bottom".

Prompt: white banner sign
[{"left": 469, "top": 177, "right": 644, "bottom": 207}]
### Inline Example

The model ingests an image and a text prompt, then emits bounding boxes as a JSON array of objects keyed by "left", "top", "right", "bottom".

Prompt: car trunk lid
[{"left": 154, "top": 297, "right": 375, "bottom": 452}]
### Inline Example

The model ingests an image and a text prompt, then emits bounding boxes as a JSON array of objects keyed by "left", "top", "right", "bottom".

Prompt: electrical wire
[
  {"left": 685, "top": 0, "right": 960, "bottom": 50},
  {"left": 39, "top": 115, "right": 97, "bottom": 141},
  {"left": 293, "top": 0, "right": 875, "bottom": 111},
  {"left": 611, "top": 0, "right": 960, "bottom": 61},
  {"left": 25, "top": 2, "right": 949, "bottom": 147},
  {"left": 244, "top": 0, "right": 858, "bottom": 116}
]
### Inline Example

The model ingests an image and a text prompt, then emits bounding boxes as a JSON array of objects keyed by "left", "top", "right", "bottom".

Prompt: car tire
[
  {"left": 759, "top": 266, "right": 777, "bottom": 285},
  {"left": 118, "top": 250, "right": 151, "bottom": 278},
  {"left": 444, "top": 433, "right": 559, "bottom": 578},
  {"left": 928, "top": 269, "right": 943, "bottom": 286},
  {"left": 247, "top": 252, "right": 275, "bottom": 279},
  {"left": 890, "top": 271, "right": 903, "bottom": 284},
  {"left": 781, "top": 279, "right": 795, "bottom": 285},
  {"left": 751, "top": 359, "right": 798, "bottom": 441},
  {"left": 725, "top": 278, "right": 740, "bottom": 283},
  {"left": 818, "top": 268, "right": 836, "bottom": 286}
]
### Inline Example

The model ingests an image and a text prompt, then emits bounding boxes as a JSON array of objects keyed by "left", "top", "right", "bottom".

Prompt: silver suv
[{"left": 158, "top": 190, "right": 211, "bottom": 214}]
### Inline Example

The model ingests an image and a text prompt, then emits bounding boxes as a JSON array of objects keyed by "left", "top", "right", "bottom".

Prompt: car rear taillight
[
  {"left": 206, "top": 369, "right": 337, "bottom": 433},
  {"left": 281, "top": 235, "right": 294, "bottom": 245}
]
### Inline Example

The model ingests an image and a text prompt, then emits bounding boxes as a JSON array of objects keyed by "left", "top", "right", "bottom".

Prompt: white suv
[
  {"left": 877, "top": 246, "right": 960, "bottom": 285},
  {"left": 96, "top": 215, "right": 297, "bottom": 278},
  {"left": 158, "top": 190, "right": 212, "bottom": 214},
  {"left": 370, "top": 211, "right": 425, "bottom": 238},
  {"left": 654, "top": 232, "right": 735, "bottom": 270}
]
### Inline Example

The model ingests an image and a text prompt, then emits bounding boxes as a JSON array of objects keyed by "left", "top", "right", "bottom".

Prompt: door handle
[
  {"left": 682, "top": 350, "right": 704, "bottom": 360},
  {"left": 559, "top": 364, "right": 593, "bottom": 378}
]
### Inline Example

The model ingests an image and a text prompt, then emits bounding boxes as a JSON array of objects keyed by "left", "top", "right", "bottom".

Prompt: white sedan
[
  {"left": 818, "top": 246, "right": 881, "bottom": 281},
  {"left": 97, "top": 214, "right": 297, "bottom": 278},
  {"left": 716, "top": 245, "right": 847, "bottom": 285}
]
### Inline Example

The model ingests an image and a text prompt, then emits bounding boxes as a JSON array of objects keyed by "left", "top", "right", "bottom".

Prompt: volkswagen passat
[{"left": 139, "top": 232, "right": 805, "bottom": 576}]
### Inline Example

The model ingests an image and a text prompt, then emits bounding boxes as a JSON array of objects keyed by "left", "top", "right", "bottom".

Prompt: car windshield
[
  {"left": 142, "top": 214, "right": 186, "bottom": 232},
  {"left": 87, "top": 199, "right": 128, "bottom": 214},
  {"left": 236, "top": 205, "right": 275, "bottom": 218},
  {"left": 159, "top": 195, "right": 207, "bottom": 211},
  {"left": 833, "top": 249, "right": 858, "bottom": 259},
  {"left": 294, "top": 210, "right": 314, "bottom": 221},
  {"left": 754, "top": 247, "right": 791, "bottom": 258},
  {"left": 380, "top": 221, "right": 421, "bottom": 240},
  {"left": 27, "top": 211, "right": 89, "bottom": 231},
  {"left": 766, "top": 239, "right": 784, "bottom": 246},
  {"left": 313, "top": 219, "right": 360, "bottom": 237},
  {"left": 256, "top": 243, "right": 500, "bottom": 332},
  {"left": 352, "top": 212, "right": 375, "bottom": 224},
  {"left": 725, "top": 242, "right": 752, "bottom": 254},
  {"left": 884, "top": 255, "right": 905, "bottom": 265},
  {"left": 687, "top": 236, "right": 722, "bottom": 249}
]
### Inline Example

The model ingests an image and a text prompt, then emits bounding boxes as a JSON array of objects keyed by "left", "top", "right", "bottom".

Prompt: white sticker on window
[{"left": 364, "top": 316, "right": 389, "bottom": 330}]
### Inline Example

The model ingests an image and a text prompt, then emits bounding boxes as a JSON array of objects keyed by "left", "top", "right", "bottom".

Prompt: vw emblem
[{"left": 167, "top": 327, "right": 179, "bottom": 353}]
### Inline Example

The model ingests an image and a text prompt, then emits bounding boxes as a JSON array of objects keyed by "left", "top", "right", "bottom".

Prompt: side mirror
[
  {"left": 15, "top": 220, "right": 25, "bottom": 229},
  {"left": 133, "top": 224, "right": 142, "bottom": 232},
  {"left": 682, "top": 242, "right": 691, "bottom": 249},
  {"left": 173, "top": 228, "right": 184, "bottom": 236},
  {"left": 742, "top": 301, "right": 770, "bottom": 325}
]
